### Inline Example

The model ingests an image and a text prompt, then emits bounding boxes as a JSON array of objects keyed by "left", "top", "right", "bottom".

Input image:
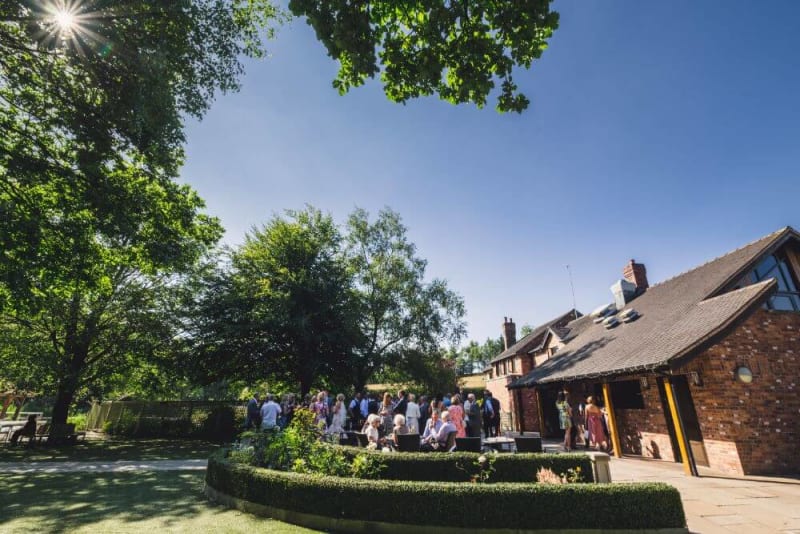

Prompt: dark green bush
[
  {"left": 336, "top": 447, "right": 594, "bottom": 483},
  {"left": 206, "top": 455, "right": 686, "bottom": 530}
]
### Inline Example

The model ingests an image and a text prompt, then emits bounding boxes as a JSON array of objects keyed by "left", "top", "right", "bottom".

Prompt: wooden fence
[{"left": 86, "top": 400, "right": 246, "bottom": 441}]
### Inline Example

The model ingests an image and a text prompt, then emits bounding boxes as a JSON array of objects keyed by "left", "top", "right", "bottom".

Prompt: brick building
[
  {"left": 484, "top": 310, "right": 581, "bottom": 431},
  {"left": 505, "top": 227, "right": 800, "bottom": 476}
]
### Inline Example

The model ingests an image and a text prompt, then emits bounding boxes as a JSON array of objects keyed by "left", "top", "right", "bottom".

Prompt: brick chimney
[
  {"left": 623, "top": 259, "right": 649, "bottom": 292},
  {"left": 502, "top": 317, "right": 516, "bottom": 350}
]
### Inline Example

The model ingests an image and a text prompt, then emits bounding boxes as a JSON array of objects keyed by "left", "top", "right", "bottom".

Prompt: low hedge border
[
  {"left": 335, "top": 446, "right": 595, "bottom": 483},
  {"left": 206, "top": 454, "right": 687, "bottom": 532}
]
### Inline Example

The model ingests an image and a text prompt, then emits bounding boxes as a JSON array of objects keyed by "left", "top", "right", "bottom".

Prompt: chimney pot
[
  {"left": 502, "top": 317, "right": 517, "bottom": 350},
  {"left": 623, "top": 259, "right": 649, "bottom": 292}
]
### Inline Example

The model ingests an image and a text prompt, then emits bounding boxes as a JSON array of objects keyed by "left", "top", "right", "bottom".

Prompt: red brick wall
[{"left": 675, "top": 308, "right": 800, "bottom": 475}]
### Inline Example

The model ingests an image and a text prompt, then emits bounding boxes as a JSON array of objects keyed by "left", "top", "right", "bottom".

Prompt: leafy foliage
[
  {"left": 345, "top": 208, "right": 466, "bottom": 390},
  {"left": 288, "top": 0, "right": 560, "bottom": 112},
  {"left": 229, "top": 408, "right": 384, "bottom": 479},
  {"left": 186, "top": 207, "right": 465, "bottom": 394}
]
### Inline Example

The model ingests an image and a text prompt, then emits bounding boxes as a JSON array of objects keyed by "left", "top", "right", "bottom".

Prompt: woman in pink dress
[
  {"left": 448, "top": 394, "right": 467, "bottom": 438},
  {"left": 585, "top": 396, "right": 608, "bottom": 451}
]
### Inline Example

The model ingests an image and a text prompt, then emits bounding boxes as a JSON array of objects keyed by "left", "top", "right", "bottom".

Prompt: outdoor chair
[
  {"left": 455, "top": 436, "right": 482, "bottom": 452},
  {"left": 43, "top": 423, "right": 86, "bottom": 446},
  {"left": 396, "top": 433, "right": 420, "bottom": 452},
  {"left": 438, "top": 430, "right": 457, "bottom": 452},
  {"left": 355, "top": 432, "right": 369, "bottom": 448},
  {"left": 339, "top": 431, "right": 358, "bottom": 447},
  {"left": 514, "top": 436, "right": 543, "bottom": 453}
]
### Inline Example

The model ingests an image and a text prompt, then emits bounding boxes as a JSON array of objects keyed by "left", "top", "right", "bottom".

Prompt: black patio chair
[
  {"left": 455, "top": 436, "right": 482, "bottom": 452},
  {"left": 514, "top": 436, "right": 543, "bottom": 453},
  {"left": 396, "top": 433, "right": 421, "bottom": 452},
  {"left": 339, "top": 431, "right": 358, "bottom": 447},
  {"left": 438, "top": 430, "right": 457, "bottom": 452},
  {"left": 354, "top": 432, "right": 369, "bottom": 448}
]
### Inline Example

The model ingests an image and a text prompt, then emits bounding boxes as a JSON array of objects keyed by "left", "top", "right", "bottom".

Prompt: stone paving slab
[{"left": 610, "top": 456, "right": 800, "bottom": 534}]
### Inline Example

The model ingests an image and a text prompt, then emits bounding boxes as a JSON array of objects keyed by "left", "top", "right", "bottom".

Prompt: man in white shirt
[{"left": 260, "top": 394, "right": 282, "bottom": 430}]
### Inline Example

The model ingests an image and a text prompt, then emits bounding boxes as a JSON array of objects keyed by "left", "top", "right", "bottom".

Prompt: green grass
[
  {"left": 0, "top": 439, "right": 221, "bottom": 463},
  {"left": 0, "top": 470, "right": 318, "bottom": 533}
]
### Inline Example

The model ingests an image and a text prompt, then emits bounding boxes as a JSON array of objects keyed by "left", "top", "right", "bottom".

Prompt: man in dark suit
[
  {"left": 418, "top": 395, "right": 430, "bottom": 431},
  {"left": 482, "top": 391, "right": 495, "bottom": 437},
  {"left": 393, "top": 390, "right": 408, "bottom": 416},
  {"left": 490, "top": 394, "right": 501, "bottom": 437},
  {"left": 246, "top": 393, "right": 261, "bottom": 429}
]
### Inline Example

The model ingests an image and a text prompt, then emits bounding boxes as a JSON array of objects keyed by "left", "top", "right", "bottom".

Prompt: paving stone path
[
  {"left": 610, "top": 456, "right": 800, "bottom": 533},
  {"left": 0, "top": 459, "right": 207, "bottom": 473}
]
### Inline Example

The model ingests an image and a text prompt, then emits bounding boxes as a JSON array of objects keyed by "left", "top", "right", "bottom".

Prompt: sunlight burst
[{"left": 54, "top": 9, "right": 76, "bottom": 32}]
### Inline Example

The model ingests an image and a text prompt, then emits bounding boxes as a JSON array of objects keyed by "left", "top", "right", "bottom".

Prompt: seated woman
[
  {"left": 10, "top": 414, "right": 38, "bottom": 446},
  {"left": 392, "top": 414, "right": 409, "bottom": 444},
  {"left": 421, "top": 410, "right": 442, "bottom": 443},
  {"left": 363, "top": 414, "right": 384, "bottom": 449}
]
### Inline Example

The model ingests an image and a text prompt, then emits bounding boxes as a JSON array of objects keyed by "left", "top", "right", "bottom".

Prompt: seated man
[
  {"left": 10, "top": 414, "right": 37, "bottom": 446},
  {"left": 421, "top": 411, "right": 456, "bottom": 452}
]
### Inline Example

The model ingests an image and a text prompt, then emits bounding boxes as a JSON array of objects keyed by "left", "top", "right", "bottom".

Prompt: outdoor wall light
[
  {"left": 734, "top": 366, "right": 753, "bottom": 384},
  {"left": 639, "top": 377, "right": 649, "bottom": 389},
  {"left": 689, "top": 371, "right": 703, "bottom": 387}
]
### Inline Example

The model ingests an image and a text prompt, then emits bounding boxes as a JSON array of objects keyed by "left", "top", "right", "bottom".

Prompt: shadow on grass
[
  {"left": 0, "top": 439, "right": 221, "bottom": 463},
  {"left": 1, "top": 471, "right": 236, "bottom": 532}
]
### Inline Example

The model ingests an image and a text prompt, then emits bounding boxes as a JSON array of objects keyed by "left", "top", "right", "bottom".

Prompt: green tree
[
  {"left": 289, "top": 0, "right": 560, "bottom": 112},
  {"left": 345, "top": 208, "right": 466, "bottom": 391},
  {"left": 0, "top": 1, "right": 261, "bottom": 423},
  {"left": 187, "top": 208, "right": 360, "bottom": 396},
  {"left": 453, "top": 335, "right": 504, "bottom": 375}
]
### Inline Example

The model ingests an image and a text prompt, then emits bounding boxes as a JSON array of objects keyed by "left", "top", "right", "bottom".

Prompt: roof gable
[{"left": 510, "top": 227, "right": 798, "bottom": 387}]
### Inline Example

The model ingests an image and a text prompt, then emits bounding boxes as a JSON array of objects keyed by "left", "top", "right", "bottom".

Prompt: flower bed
[{"left": 206, "top": 453, "right": 687, "bottom": 532}]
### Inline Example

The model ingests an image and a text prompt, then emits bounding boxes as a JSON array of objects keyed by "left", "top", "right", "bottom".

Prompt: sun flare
[{"left": 54, "top": 9, "right": 76, "bottom": 32}]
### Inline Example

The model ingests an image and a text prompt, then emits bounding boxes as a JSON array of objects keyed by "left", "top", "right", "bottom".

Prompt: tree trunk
[{"left": 51, "top": 377, "right": 77, "bottom": 425}]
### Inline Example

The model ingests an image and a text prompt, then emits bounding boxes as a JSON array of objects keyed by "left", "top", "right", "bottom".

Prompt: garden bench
[{"left": 35, "top": 423, "right": 86, "bottom": 445}]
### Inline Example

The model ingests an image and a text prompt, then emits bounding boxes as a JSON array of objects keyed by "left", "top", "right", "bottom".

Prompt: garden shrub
[
  {"left": 336, "top": 446, "right": 594, "bottom": 483},
  {"left": 206, "top": 454, "right": 686, "bottom": 530}
]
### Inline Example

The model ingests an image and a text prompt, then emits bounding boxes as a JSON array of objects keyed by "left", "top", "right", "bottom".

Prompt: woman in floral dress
[{"left": 448, "top": 394, "right": 467, "bottom": 438}]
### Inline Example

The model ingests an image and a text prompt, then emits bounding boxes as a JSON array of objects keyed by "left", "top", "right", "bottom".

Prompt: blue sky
[{"left": 180, "top": 1, "right": 800, "bottom": 344}]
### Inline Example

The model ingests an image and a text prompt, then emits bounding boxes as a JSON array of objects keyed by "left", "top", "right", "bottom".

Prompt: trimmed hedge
[
  {"left": 206, "top": 454, "right": 687, "bottom": 531},
  {"left": 336, "top": 446, "right": 595, "bottom": 483}
]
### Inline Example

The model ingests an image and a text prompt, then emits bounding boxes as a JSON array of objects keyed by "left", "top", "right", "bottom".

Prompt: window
[
  {"left": 751, "top": 253, "right": 800, "bottom": 312},
  {"left": 510, "top": 359, "right": 515, "bottom": 373},
  {"left": 610, "top": 380, "right": 645, "bottom": 409}
]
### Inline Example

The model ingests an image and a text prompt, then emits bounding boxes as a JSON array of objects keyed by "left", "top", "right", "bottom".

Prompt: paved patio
[{"left": 609, "top": 455, "right": 800, "bottom": 533}]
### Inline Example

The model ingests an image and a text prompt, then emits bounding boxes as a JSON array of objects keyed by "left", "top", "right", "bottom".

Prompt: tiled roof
[
  {"left": 489, "top": 309, "right": 581, "bottom": 364},
  {"left": 509, "top": 227, "right": 797, "bottom": 388}
]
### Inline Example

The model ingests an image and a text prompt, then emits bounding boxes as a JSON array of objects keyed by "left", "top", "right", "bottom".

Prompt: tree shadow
[
  {"left": 0, "top": 470, "right": 232, "bottom": 532},
  {"left": 0, "top": 439, "right": 220, "bottom": 463}
]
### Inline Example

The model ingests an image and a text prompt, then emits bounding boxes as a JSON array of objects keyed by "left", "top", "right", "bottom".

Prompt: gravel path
[{"left": 0, "top": 459, "right": 207, "bottom": 473}]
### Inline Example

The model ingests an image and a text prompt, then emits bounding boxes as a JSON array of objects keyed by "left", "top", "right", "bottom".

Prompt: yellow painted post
[
  {"left": 663, "top": 377, "right": 693, "bottom": 476},
  {"left": 601, "top": 383, "right": 622, "bottom": 458}
]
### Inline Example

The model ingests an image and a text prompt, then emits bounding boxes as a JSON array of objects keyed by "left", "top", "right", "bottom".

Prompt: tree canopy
[
  {"left": 185, "top": 207, "right": 466, "bottom": 395},
  {"left": 289, "top": 0, "right": 559, "bottom": 112}
]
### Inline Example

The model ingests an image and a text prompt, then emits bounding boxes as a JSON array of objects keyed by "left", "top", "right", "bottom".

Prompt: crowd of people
[
  {"left": 243, "top": 389, "right": 504, "bottom": 447},
  {"left": 555, "top": 391, "right": 611, "bottom": 453}
]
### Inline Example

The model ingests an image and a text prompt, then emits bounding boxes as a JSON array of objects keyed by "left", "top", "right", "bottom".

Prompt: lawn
[
  {"left": 0, "top": 439, "right": 221, "bottom": 463},
  {"left": 0, "top": 470, "right": 318, "bottom": 533}
]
